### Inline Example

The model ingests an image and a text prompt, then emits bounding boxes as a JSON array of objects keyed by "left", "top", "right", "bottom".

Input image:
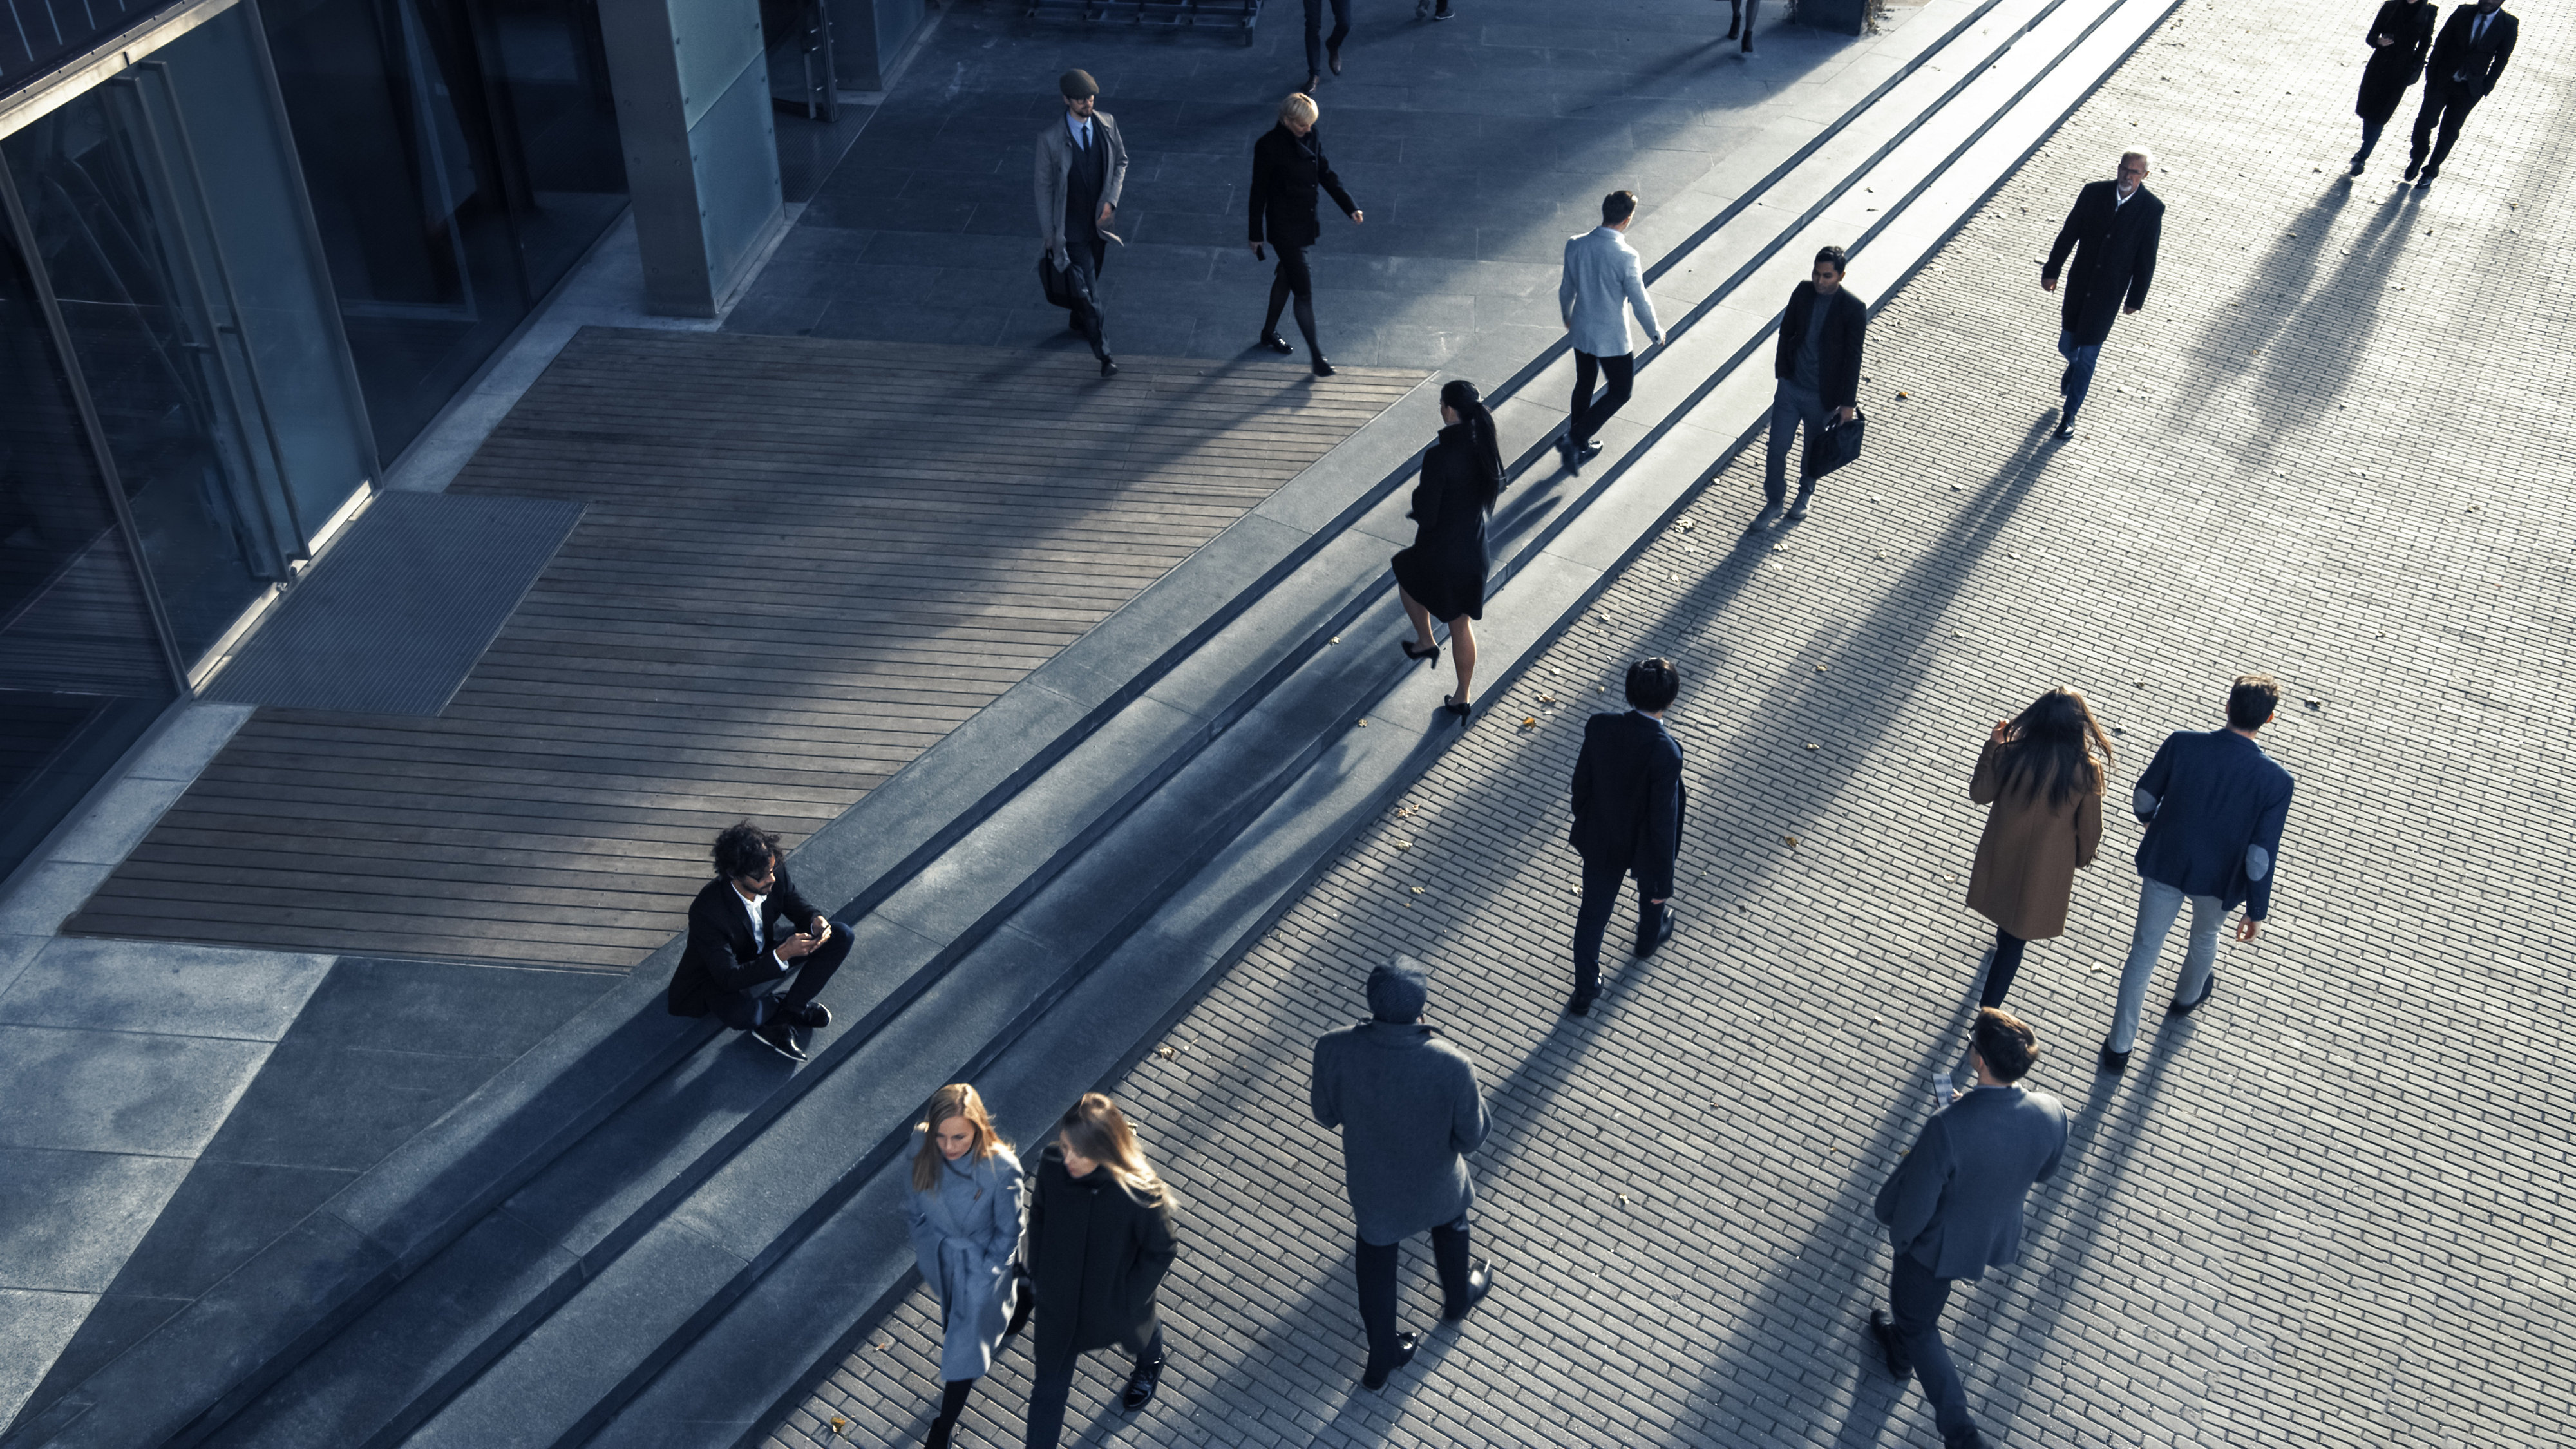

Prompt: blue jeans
[
  {"left": 2056, "top": 331, "right": 2103, "bottom": 418},
  {"left": 1763, "top": 379, "right": 1828, "bottom": 504},
  {"left": 2109, "top": 876, "right": 2221, "bottom": 1052}
]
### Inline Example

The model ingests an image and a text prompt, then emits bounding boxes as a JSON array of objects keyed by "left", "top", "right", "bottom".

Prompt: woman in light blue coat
[{"left": 906, "top": 1083, "right": 1026, "bottom": 1448}]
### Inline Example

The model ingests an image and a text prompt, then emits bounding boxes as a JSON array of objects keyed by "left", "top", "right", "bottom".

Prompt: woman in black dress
[
  {"left": 2351, "top": 0, "right": 2437, "bottom": 175},
  {"left": 1390, "top": 379, "right": 1504, "bottom": 723}
]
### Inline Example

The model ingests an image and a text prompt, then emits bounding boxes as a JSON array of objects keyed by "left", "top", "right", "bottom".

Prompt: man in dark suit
[
  {"left": 1870, "top": 1008, "right": 2069, "bottom": 1449},
  {"left": 2100, "top": 674, "right": 2295, "bottom": 1072},
  {"left": 667, "top": 821, "right": 853, "bottom": 1062},
  {"left": 2407, "top": 0, "right": 2516, "bottom": 189},
  {"left": 1564, "top": 658, "right": 1686, "bottom": 1017},
  {"left": 1035, "top": 69, "right": 1130, "bottom": 378},
  {"left": 1754, "top": 244, "right": 1867, "bottom": 531},
  {"left": 2040, "top": 150, "right": 2163, "bottom": 441}
]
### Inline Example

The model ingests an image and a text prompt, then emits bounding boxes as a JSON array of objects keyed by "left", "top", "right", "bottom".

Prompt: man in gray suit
[
  {"left": 1870, "top": 1007, "right": 2068, "bottom": 1449},
  {"left": 1556, "top": 189, "right": 1664, "bottom": 473},
  {"left": 1035, "top": 68, "right": 1130, "bottom": 377},
  {"left": 1311, "top": 955, "right": 1494, "bottom": 1393}
]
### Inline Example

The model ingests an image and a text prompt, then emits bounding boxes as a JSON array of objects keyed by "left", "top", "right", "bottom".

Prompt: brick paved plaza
[{"left": 778, "top": 1, "right": 2575, "bottom": 1446}]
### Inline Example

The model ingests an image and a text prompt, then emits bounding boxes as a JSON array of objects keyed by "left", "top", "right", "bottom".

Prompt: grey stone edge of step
[
  {"left": 0, "top": 1, "right": 2129, "bottom": 1443},
  {"left": 566, "top": 0, "right": 2195, "bottom": 1441}
]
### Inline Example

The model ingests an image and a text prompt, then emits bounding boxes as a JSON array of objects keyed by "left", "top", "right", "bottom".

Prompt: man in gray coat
[
  {"left": 1035, "top": 68, "right": 1129, "bottom": 377},
  {"left": 1870, "top": 1008, "right": 2069, "bottom": 1449},
  {"left": 1555, "top": 189, "right": 1664, "bottom": 473},
  {"left": 1310, "top": 954, "right": 1494, "bottom": 1391}
]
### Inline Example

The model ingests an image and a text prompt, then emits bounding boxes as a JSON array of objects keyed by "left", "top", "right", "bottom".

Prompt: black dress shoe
[
  {"left": 1258, "top": 332, "right": 1294, "bottom": 354},
  {"left": 1312, "top": 357, "right": 1336, "bottom": 377},
  {"left": 2097, "top": 1042, "right": 2130, "bottom": 1073},
  {"left": 1563, "top": 991, "right": 1596, "bottom": 1017},
  {"left": 789, "top": 1001, "right": 831, "bottom": 1030},
  {"left": 1306, "top": 73, "right": 1322, "bottom": 93},
  {"left": 751, "top": 1021, "right": 808, "bottom": 1061},
  {"left": 1121, "top": 1354, "right": 1164, "bottom": 1412},
  {"left": 2348, "top": 156, "right": 2366, "bottom": 176},
  {"left": 1577, "top": 438, "right": 1604, "bottom": 462},
  {"left": 1100, "top": 356, "right": 1119, "bottom": 378},
  {"left": 1866, "top": 1311, "right": 1910, "bottom": 1379},
  {"left": 1359, "top": 1332, "right": 1418, "bottom": 1392},
  {"left": 1634, "top": 904, "right": 1675, "bottom": 957},
  {"left": 1441, "top": 1258, "right": 1493, "bottom": 1321},
  {"left": 2168, "top": 974, "right": 2215, "bottom": 1016},
  {"left": 1557, "top": 433, "right": 1582, "bottom": 473},
  {"left": 2052, "top": 421, "right": 2076, "bottom": 441},
  {"left": 1328, "top": 46, "right": 1343, "bottom": 74},
  {"left": 2403, "top": 157, "right": 2423, "bottom": 180}
]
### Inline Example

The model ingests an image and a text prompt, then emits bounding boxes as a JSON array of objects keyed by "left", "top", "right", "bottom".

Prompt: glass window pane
[
  {"left": 0, "top": 196, "right": 178, "bottom": 881},
  {"left": 473, "top": 0, "right": 627, "bottom": 298}
]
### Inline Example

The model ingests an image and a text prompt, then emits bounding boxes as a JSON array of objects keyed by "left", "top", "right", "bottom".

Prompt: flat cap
[{"left": 1059, "top": 68, "right": 1098, "bottom": 99}]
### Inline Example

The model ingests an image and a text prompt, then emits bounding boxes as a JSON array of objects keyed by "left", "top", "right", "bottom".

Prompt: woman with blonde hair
[
  {"left": 905, "top": 1084, "right": 1025, "bottom": 1448},
  {"left": 1248, "top": 91, "right": 1362, "bottom": 377},
  {"left": 1965, "top": 687, "right": 2115, "bottom": 1007},
  {"left": 1022, "top": 1094, "right": 1179, "bottom": 1448}
]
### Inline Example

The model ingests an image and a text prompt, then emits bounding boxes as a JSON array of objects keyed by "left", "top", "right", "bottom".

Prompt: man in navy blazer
[
  {"left": 2100, "top": 674, "right": 2296, "bottom": 1072},
  {"left": 667, "top": 821, "right": 853, "bottom": 1062},
  {"left": 1871, "top": 1008, "right": 2068, "bottom": 1449},
  {"left": 1565, "top": 658, "right": 1687, "bottom": 1016}
]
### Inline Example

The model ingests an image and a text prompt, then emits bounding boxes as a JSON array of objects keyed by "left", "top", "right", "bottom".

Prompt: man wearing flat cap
[
  {"left": 1035, "top": 68, "right": 1129, "bottom": 377},
  {"left": 1309, "top": 954, "right": 1494, "bottom": 1393}
]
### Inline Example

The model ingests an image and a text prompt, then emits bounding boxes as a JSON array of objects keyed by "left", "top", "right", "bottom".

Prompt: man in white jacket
[{"left": 1557, "top": 189, "right": 1665, "bottom": 472}]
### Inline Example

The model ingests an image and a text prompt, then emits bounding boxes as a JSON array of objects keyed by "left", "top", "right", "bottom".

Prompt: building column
[{"left": 598, "top": 0, "right": 785, "bottom": 317}]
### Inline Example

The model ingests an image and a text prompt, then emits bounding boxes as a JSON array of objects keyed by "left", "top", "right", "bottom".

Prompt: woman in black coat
[
  {"left": 1249, "top": 91, "right": 1362, "bottom": 377},
  {"left": 2351, "top": 0, "right": 2437, "bottom": 175},
  {"left": 1021, "top": 1094, "right": 1178, "bottom": 1449},
  {"left": 1390, "top": 379, "right": 1504, "bottom": 723}
]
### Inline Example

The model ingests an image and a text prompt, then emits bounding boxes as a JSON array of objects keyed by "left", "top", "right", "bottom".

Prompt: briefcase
[
  {"left": 1801, "top": 408, "right": 1866, "bottom": 482},
  {"left": 1037, "top": 252, "right": 1074, "bottom": 310}
]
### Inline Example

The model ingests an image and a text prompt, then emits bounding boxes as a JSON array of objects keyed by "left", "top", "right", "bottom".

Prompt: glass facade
[{"left": 0, "top": 0, "right": 627, "bottom": 883}]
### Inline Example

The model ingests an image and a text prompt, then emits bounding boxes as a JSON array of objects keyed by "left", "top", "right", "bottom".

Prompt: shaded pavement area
[{"left": 780, "top": 0, "right": 2575, "bottom": 1444}]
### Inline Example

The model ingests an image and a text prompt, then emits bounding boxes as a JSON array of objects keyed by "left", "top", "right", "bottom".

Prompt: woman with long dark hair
[
  {"left": 1022, "top": 1094, "right": 1179, "bottom": 1449},
  {"left": 904, "top": 1084, "right": 1025, "bottom": 1448},
  {"left": 1390, "top": 379, "right": 1504, "bottom": 722},
  {"left": 1964, "top": 688, "right": 2116, "bottom": 1007},
  {"left": 2351, "top": 0, "right": 2438, "bottom": 175}
]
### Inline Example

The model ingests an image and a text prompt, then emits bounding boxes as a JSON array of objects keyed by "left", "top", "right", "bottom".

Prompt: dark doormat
[{"left": 204, "top": 491, "right": 583, "bottom": 716}]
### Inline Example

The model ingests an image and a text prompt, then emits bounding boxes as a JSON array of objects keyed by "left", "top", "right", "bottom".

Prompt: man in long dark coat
[{"left": 2040, "top": 149, "right": 2163, "bottom": 441}]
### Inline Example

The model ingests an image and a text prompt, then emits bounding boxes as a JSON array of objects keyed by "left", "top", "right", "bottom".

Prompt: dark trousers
[
  {"left": 1025, "top": 1327, "right": 1162, "bottom": 1449},
  {"left": 1303, "top": 0, "right": 1350, "bottom": 75},
  {"left": 929, "top": 1378, "right": 975, "bottom": 1440},
  {"left": 1355, "top": 1217, "right": 1473, "bottom": 1377},
  {"left": 1264, "top": 243, "right": 1321, "bottom": 355},
  {"left": 710, "top": 918, "right": 852, "bottom": 1030},
  {"left": 1571, "top": 853, "right": 1658, "bottom": 1001},
  {"left": 2354, "top": 118, "right": 2386, "bottom": 162},
  {"left": 1886, "top": 1251, "right": 1977, "bottom": 1443},
  {"left": 1063, "top": 234, "right": 1110, "bottom": 359},
  {"left": 1762, "top": 378, "right": 1828, "bottom": 504},
  {"left": 1568, "top": 350, "right": 1636, "bottom": 449},
  {"left": 2409, "top": 80, "right": 2479, "bottom": 171},
  {"left": 1980, "top": 927, "right": 2027, "bottom": 1009},
  {"left": 1729, "top": 0, "right": 1758, "bottom": 39}
]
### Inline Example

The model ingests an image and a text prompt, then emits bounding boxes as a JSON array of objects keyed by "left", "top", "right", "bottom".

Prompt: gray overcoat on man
[
  {"left": 1035, "top": 111, "right": 1130, "bottom": 268},
  {"left": 1873, "top": 1084, "right": 2068, "bottom": 1279},
  {"left": 1310, "top": 1009, "right": 1490, "bottom": 1245}
]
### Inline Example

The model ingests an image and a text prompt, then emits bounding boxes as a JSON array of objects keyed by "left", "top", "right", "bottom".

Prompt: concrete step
[
  {"left": 446, "top": 0, "right": 2186, "bottom": 1441},
  {"left": 0, "top": 1, "right": 2166, "bottom": 1443}
]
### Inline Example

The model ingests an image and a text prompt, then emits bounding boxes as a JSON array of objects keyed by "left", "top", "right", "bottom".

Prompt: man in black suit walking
[
  {"left": 2040, "top": 149, "right": 2163, "bottom": 442},
  {"left": 1564, "top": 658, "right": 1686, "bottom": 1018},
  {"left": 1868, "top": 1008, "right": 2069, "bottom": 1449},
  {"left": 666, "top": 821, "right": 853, "bottom": 1062},
  {"left": 2407, "top": 0, "right": 2517, "bottom": 189}
]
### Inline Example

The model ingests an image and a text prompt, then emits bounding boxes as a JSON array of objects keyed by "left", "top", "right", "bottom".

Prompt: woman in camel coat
[{"left": 1965, "top": 687, "right": 2114, "bottom": 1007}]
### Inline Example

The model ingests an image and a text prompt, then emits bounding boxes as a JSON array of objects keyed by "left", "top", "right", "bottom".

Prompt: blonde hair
[
  {"left": 1057, "top": 1092, "right": 1168, "bottom": 1204},
  {"left": 1279, "top": 92, "right": 1318, "bottom": 125},
  {"left": 912, "top": 1083, "right": 1009, "bottom": 1194}
]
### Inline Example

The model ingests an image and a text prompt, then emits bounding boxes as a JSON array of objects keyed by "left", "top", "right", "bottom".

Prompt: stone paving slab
[{"left": 773, "top": 0, "right": 2576, "bottom": 1444}]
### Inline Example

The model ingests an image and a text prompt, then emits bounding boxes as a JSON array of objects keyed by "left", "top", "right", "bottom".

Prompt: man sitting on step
[{"left": 667, "top": 821, "right": 851, "bottom": 1063}]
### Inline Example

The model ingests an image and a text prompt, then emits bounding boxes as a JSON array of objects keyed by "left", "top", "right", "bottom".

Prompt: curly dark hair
[{"left": 712, "top": 822, "right": 781, "bottom": 881}]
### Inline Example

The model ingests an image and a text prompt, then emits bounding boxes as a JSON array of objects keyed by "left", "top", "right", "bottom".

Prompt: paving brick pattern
[{"left": 774, "top": 1, "right": 2575, "bottom": 1444}]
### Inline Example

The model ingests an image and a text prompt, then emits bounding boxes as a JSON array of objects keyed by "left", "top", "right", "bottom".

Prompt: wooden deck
[{"left": 65, "top": 330, "right": 1420, "bottom": 966}]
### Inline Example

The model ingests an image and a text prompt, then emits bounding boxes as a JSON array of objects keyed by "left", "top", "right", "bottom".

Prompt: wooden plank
[{"left": 62, "top": 336, "right": 1421, "bottom": 960}]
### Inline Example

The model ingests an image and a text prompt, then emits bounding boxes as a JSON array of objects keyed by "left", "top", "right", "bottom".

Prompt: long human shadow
[{"left": 2181, "top": 176, "right": 2416, "bottom": 469}]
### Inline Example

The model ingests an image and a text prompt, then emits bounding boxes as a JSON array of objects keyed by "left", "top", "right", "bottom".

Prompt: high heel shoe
[
  {"left": 1401, "top": 639, "right": 1441, "bottom": 666},
  {"left": 1443, "top": 695, "right": 1473, "bottom": 722}
]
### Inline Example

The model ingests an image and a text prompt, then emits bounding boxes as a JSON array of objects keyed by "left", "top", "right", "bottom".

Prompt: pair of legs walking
[
  {"left": 2107, "top": 876, "right": 2220, "bottom": 1055},
  {"left": 2055, "top": 331, "right": 2103, "bottom": 423},
  {"left": 1882, "top": 1252, "right": 1982, "bottom": 1447},
  {"left": 1566, "top": 349, "right": 1636, "bottom": 459},
  {"left": 1727, "top": 0, "right": 1758, "bottom": 46},
  {"left": 1024, "top": 1327, "right": 1163, "bottom": 1449},
  {"left": 1303, "top": 0, "right": 1350, "bottom": 78},
  {"left": 1354, "top": 1216, "right": 1475, "bottom": 1380},
  {"left": 1062, "top": 237, "right": 1110, "bottom": 361},
  {"left": 1570, "top": 853, "right": 1665, "bottom": 1006},
  {"left": 1263, "top": 243, "right": 1323, "bottom": 361},
  {"left": 2408, "top": 80, "right": 2480, "bottom": 179},
  {"left": 1397, "top": 590, "right": 1477, "bottom": 708},
  {"left": 1762, "top": 378, "right": 1828, "bottom": 513}
]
